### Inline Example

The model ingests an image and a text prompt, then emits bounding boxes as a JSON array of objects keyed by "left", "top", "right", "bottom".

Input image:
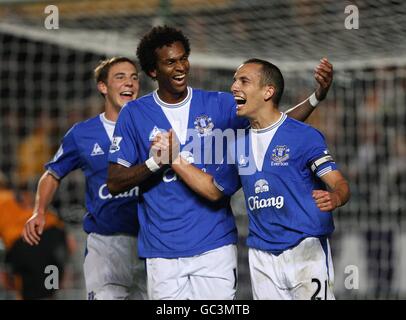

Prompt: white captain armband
[{"left": 309, "top": 154, "right": 334, "bottom": 173}]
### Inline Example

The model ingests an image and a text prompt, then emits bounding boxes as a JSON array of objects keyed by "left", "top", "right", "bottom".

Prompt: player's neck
[
  {"left": 156, "top": 88, "right": 188, "bottom": 104},
  {"left": 250, "top": 108, "right": 282, "bottom": 130},
  {"left": 104, "top": 103, "right": 120, "bottom": 122}
]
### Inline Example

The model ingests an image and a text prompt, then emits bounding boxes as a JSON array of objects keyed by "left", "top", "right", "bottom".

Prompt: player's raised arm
[
  {"left": 285, "top": 58, "right": 333, "bottom": 122},
  {"left": 22, "top": 171, "right": 60, "bottom": 245},
  {"left": 313, "top": 170, "right": 350, "bottom": 212}
]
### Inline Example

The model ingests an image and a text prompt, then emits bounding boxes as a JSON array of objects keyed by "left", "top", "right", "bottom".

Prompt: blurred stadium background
[{"left": 0, "top": 0, "right": 405, "bottom": 299}]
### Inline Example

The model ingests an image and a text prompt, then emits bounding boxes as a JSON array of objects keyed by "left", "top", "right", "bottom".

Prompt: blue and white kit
[
  {"left": 214, "top": 113, "right": 337, "bottom": 299},
  {"left": 109, "top": 87, "right": 249, "bottom": 299},
  {"left": 46, "top": 113, "right": 145, "bottom": 300},
  {"left": 46, "top": 114, "right": 139, "bottom": 235},
  {"left": 109, "top": 87, "right": 248, "bottom": 259}
]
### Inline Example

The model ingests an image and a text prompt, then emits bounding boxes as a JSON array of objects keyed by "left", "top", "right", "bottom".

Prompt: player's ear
[
  {"left": 149, "top": 69, "right": 157, "bottom": 80},
  {"left": 97, "top": 81, "right": 108, "bottom": 96},
  {"left": 264, "top": 85, "right": 275, "bottom": 102}
]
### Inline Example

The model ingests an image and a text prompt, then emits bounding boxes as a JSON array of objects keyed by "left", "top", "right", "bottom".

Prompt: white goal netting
[{"left": 0, "top": 0, "right": 405, "bottom": 299}]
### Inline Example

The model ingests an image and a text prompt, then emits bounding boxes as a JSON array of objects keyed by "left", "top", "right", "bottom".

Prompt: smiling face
[
  {"left": 150, "top": 41, "right": 190, "bottom": 103},
  {"left": 231, "top": 63, "right": 275, "bottom": 119},
  {"left": 98, "top": 61, "right": 139, "bottom": 110}
]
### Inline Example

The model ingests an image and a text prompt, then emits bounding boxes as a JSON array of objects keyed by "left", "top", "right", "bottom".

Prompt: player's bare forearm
[
  {"left": 172, "top": 157, "right": 224, "bottom": 201},
  {"left": 329, "top": 177, "right": 350, "bottom": 207},
  {"left": 313, "top": 170, "right": 350, "bottom": 212},
  {"left": 285, "top": 100, "right": 315, "bottom": 122},
  {"left": 285, "top": 58, "right": 333, "bottom": 122},
  {"left": 35, "top": 171, "right": 60, "bottom": 215},
  {"left": 23, "top": 171, "right": 60, "bottom": 245},
  {"left": 107, "top": 162, "right": 153, "bottom": 195}
]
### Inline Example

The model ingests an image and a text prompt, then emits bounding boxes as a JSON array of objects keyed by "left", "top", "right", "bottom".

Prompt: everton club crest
[
  {"left": 194, "top": 115, "right": 214, "bottom": 137},
  {"left": 271, "top": 145, "right": 290, "bottom": 166}
]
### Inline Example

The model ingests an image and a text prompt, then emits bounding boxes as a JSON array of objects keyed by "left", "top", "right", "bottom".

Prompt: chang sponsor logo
[
  {"left": 247, "top": 195, "right": 284, "bottom": 210},
  {"left": 248, "top": 179, "right": 284, "bottom": 210},
  {"left": 162, "top": 166, "right": 206, "bottom": 183},
  {"left": 98, "top": 184, "right": 138, "bottom": 200},
  {"left": 162, "top": 168, "right": 178, "bottom": 183},
  {"left": 254, "top": 179, "right": 269, "bottom": 194}
]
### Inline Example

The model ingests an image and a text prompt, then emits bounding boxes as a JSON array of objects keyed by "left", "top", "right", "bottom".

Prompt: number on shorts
[{"left": 311, "top": 278, "right": 327, "bottom": 300}]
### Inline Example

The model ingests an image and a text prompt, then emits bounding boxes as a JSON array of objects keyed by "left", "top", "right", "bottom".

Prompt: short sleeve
[
  {"left": 213, "top": 159, "right": 241, "bottom": 197},
  {"left": 108, "top": 105, "right": 140, "bottom": 167},
  {"left": 45, "top": 126, "right": 81, "bottom": 180},
  {"left": 304, "top": 128, "right": 337, "bottom": 178}
]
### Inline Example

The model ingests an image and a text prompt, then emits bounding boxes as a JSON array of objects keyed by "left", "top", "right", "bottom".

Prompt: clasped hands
[{"left": 150, "top": 130, "right": 183, "bottom": 167}]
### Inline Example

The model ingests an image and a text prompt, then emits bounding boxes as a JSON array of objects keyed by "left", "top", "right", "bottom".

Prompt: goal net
[{"left": 0, "top": 0, "right": 405, "bottom": 299}]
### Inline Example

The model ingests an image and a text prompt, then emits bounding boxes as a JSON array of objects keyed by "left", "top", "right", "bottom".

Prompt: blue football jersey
[
  {"left": 46, "top": 114, "right": 139, "bottom": 236},
  {"left": 214, "top": 115, "right": 337, "bottom": 255},
  {"left": 108, "top": 87, "right": 249, "bottom": 258}
]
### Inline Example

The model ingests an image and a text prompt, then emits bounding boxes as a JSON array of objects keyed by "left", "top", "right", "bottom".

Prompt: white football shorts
[
  {"left": 249, "top": 237, "right": 335, "bottom": 300},
  {"left": 83, "top": 233, "right": 147, "bottom": 300},
  {"left": 146, "top": 244, "right": 238, "bottom": 300}
]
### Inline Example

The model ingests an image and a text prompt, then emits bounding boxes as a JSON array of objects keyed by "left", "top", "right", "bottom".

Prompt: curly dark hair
[{"left": 136, "top": 25, "right": 191, "bottom": 79}]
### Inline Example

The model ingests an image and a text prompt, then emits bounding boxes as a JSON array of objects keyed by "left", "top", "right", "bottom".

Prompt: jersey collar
[
  {"left": 153, "top": 87, "right": 192, "bottom": 109},
  {"left": 251, "top": 112, "right": 286, "bottom": 134}
]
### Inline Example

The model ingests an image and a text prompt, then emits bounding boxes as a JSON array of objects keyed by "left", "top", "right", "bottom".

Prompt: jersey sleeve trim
[
  {"left": 317, "top": 166, "right": 333, "bottom": 177},
  {"left": 213, "top": 179, "right": 225, "bottom": 192},
  {"left": 46, "top": 169, "right": 61, "bottom": 180},
  {"left": 117, "top": 158, "right": 132, "bottom": 168}
]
